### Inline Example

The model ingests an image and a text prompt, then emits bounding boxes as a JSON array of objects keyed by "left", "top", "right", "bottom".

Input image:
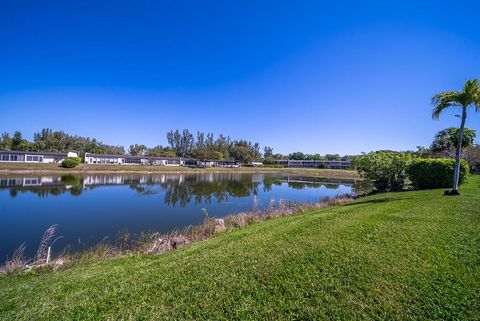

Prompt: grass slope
[{"left": 1, "top": 177, "right": 479, "bottom": 320}]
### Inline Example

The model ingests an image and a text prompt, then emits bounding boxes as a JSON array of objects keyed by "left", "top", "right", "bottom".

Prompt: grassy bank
[
  {"left": 0, "top": 163, "right": 360, "bottom": 179},
  {"left": 1, "top": 177, "right": 479, "bottom": 320}
]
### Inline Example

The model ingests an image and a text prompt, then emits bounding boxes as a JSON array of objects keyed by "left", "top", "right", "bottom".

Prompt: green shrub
[
  {"left": 352, "top": 152, "right": 413, "bottom": 191},
  {"left": 62, "top": 157, "right": 81, "bottom": 168},
  {"left": 263, "top": 157, "right": 276, "bottom": 165},
  {"left": 407, "top": 158, "right": 469, "bottom": 189}
]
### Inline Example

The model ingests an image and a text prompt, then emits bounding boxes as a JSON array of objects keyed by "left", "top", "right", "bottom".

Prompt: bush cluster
[
  {"left": 353, "top": 152, "right": 469, "bottom": 191},
  {"left": 61, "top": 157, "right": 81, "bottom": 168},
  {"left": 352, "top": 152, "right": 412, "bottom": 191},
  {"left": 407, "top": 158, "right": 469, "bottom": 189}
]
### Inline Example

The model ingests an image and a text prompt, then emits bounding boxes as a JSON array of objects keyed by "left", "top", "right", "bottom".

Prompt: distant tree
[
  {"left": 0, "top": 132, "right": 12, "bottom": 150},
  {"left": 147, "top": 145, "right": 177, "bottom": 157},
  {"left": 214, "top": 134, "right": 230, "bottom": 157},
  {"left": 206, "top": 133, "right": 216, "bottom": 149},
  {"left": 288, "top": 152, "right": 305, "bottom": 160},
  {"left": 167, "top": 129, "right": 194, "bottom": 157},
  {"left": 196, "top": 131, "right": 205, "bottom": 148},
  {"left": 230, "top": 145, "right": 254, "bottom": 163},
  {"left": 253, "top": 142, "right": 261, "bottom": 160},
  {"left": 263, "top": 146, "right": 273, "bottom": 158},
  {"left": 308, "top": 153, "right": 322, "bottom": 160},
  {"left": 31, "top": 128, "right": 124, "bottom": 155},
  {"left": 192, "top": 148, "right": 223, "bottom": 160},
  {"left": 325, "top": 154, "right": 341, "bottom": 161},
  {"left": 11, "top": 131, "right": 23, "bottom": 150},
  {"left": 33, "top": 128, "right": 53, "bottom": 151},
  {"left": 167, "top": 129, "right": 182, "bottom": 155},
  {"left": 463, "top": 146, "right": 480, "bottom": 171},
  {"left": 163, "top": 151, "right": 177, "bottom": 158},
  {"left": 432, "top": 79, "right": 480, "bottom": 194},
  {"left": 181, "top": 129, "right": 195, "bottom": 157},
  {"left": 166, "top": 129, "right": 264, "bottom": 161},
  {"left": 263, "top": 157, "right": 276, "bottom": 165},
  {"left": 11, "top": 131, "right": 32, "bottom": 151},
  {"left": 210, "top": 151, "right": 223, "bottom": 160},
  {"left": 341, "top": 155, "right": 355, "bottom": 161},
  {"left": 103, "top": 145, "right": 125, "bottom": 155},
  {"left": 431, "top": 127, "right": 476, "bottom": 153},
  {"left": 129, "top": 144, "right": 147, "bottom": 156}
]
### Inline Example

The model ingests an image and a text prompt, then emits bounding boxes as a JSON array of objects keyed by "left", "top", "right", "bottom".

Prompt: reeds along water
[{"left": 1, "top": 194, "right": 355, "bottom": 274}]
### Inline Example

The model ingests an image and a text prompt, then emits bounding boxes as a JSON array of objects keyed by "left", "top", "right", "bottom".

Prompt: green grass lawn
[{"left": 1, "top": 177, "right": 479, "bottom": 320}]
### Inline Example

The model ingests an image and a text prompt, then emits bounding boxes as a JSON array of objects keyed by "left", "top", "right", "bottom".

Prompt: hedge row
[
  {"left": 407, "top": 158, "right": 469, "bottom": 189},
  {"left": 353, "top": 152, "right": 469, "bottom": 191}
]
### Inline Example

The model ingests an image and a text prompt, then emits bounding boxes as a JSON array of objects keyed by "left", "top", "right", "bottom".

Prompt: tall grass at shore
[{"left": 1, "top": 194, "right": 355, "bottom": 274}]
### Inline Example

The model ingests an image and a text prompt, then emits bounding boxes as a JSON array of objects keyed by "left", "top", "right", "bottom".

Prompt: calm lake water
[{"left": 0, "top": 173, "right": 371, "bottom": 259}]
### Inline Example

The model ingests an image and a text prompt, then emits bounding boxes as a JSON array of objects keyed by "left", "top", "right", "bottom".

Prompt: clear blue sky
[{"left": 1, "top": 0, "right": 479, "bottom": 155}]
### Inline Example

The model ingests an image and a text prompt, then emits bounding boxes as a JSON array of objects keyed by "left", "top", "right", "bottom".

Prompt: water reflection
[{"left": 0, "top": 173, "right": 371, "bottom": 206}]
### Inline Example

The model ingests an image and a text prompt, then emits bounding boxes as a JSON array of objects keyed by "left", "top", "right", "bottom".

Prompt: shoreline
[
  {"left": 1, "top": 195, "right": 355, "bottom": 274},
  {"left": 0, "top": 164, "right": 360, "bottom": 179}
]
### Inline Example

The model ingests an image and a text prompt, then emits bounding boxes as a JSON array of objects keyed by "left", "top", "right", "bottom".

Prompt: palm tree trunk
[{"left": 452, "top": 107, "right": 467, "bottom": 192}]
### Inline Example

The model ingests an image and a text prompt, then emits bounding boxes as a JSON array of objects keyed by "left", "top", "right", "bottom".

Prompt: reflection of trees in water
[
  {"left": 288, "top": 182, "right": 325, "bottom": 189},
  {"left": 2, "top": 173, "right": 373, "bottom": 201},
  {"left": 351, "top": 180, "right": 374, "bottom": 195},
  {"left": 119, "top": 174, "right": 261, "bottom": 207},
  {"left": 163, "top": 176, "right": 259, "bottom": 207},
  {"left": 264, "top": 175, "right": 352, "bottom": 191},
  {"left": 262, "top": 176, "right": 283, "bottom": 193}
]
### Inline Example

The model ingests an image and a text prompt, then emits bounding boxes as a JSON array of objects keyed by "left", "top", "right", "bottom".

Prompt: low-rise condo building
[
  {"left": 0, "top": 151, "right": 242, "bottom": 168},
  {"left": 182, "top": 159, "right": 241, "bottom": 168},
  {"left": 274, "top": 159, "right": 351, "bottom": 169},
  {"left": 84, "top": 153, "right": 182, "bottom": 166},
  {"left": 0, "top": 151, "right": 70, "bottom": 164}
]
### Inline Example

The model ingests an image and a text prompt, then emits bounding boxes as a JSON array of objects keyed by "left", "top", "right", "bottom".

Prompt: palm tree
[{"left": 432, "top": 79, "right": 480, "bottom": 194}]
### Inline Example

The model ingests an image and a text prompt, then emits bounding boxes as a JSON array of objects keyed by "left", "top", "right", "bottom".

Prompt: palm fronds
[
  {"left": 431, "top": 91, "right": 460, "bottom": 119},
  {"left": 432, "top": 79, "right": 480, "bottom": 119}
]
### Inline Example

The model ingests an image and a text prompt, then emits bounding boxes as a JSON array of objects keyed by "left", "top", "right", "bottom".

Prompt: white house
[
  {"left": 0, "top": 151, "right": 69, "bottom": 164},
  {"left": 84, "top": 153, "right": 182, "bottom": 166}
]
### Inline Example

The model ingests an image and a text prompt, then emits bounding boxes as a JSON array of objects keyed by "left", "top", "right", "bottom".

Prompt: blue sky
[{"left": 1, "top": 0, "right": 479, "bottom": 155}]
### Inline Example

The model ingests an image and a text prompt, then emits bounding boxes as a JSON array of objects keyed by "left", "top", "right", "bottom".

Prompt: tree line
[
  {"left": 2, "top": 126, "right": 477, "bottom": 166},
  {"left": 0, "top": 129, "right": 124, "bottom": 155},
  {"left": 127, "top": 129, "right": 263, "bottom": 163},
  {"left": 0, "top": 128, "right": 265, "bottom": 163}
]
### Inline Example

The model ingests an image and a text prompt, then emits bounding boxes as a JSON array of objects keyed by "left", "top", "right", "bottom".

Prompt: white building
[
  {"left": 84, "top": 153, "right": 182, "bottom": 166},
  {"left": 0, "top": 151, "right": 69, "bottom": 164}
]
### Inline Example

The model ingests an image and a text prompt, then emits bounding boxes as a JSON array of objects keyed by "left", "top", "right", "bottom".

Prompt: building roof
[
  {"left": 274, "top": 159, "right": 351, "bottom": 164},
  {"left": 85, "top": 152, "right": 132, "bottom": 158},
  {"left": 0, "top": 150, "right": 68, "bottom": 157},
  {"left": 84, "top": 153, "right": 181, "bottom": 160},
  {"left": 84, "top": 153, "right": 240, "bottom": 163}
]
